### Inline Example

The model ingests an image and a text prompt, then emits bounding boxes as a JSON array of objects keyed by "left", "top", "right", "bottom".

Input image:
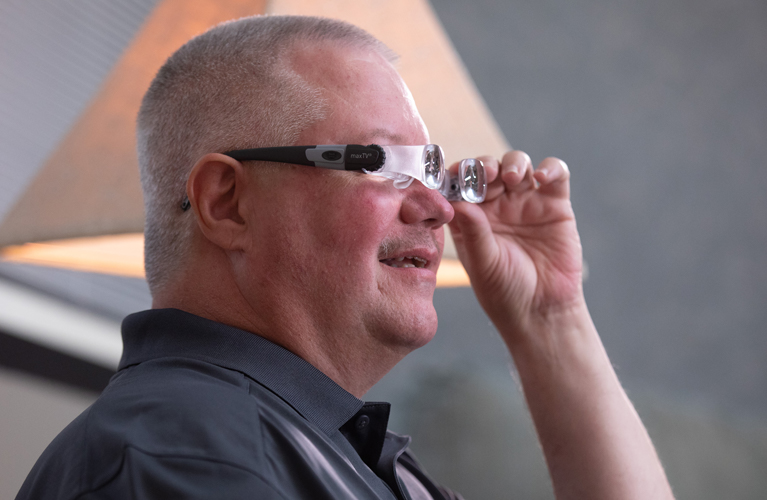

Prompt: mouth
[{"left": 379, "top": 255, "right": 429, "bottom": 269}]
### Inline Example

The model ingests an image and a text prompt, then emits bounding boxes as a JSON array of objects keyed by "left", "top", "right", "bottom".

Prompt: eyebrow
[{"left": 357, "top": 128, "right": 412, "bottom": 145}]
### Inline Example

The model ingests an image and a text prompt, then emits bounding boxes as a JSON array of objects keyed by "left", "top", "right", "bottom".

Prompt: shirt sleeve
[{"left": 79, "top": 446, "right": 287, "bottom": 500}]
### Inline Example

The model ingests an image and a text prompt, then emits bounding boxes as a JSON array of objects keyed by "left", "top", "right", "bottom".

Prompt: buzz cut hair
[{"left": 137, "top": 15, "right": 396, "bottom": 295}]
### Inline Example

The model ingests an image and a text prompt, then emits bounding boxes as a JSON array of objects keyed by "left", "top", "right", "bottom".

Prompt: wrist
[
  {"left": 498, "top": 299, "right": 614, "bottom": 391},
  {"left": 497, "top": 295, "right": 594, "bottom": 351}
]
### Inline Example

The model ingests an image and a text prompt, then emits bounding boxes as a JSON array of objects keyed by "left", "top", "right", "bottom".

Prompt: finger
[
  {"left": 475, "top": 155, "right": 499, "bottom": 184},
  {"left": 464, "top": 155, "right": 499, "bottom": 190},
  {"left": 533, "top": 157, "right": 570, "bottom": 197},
  {"left": 448, "top": 201, "right": 497, "bottom": 272},
  {"left": 500, "top": 150, "right": 535, "bottom": 192}
]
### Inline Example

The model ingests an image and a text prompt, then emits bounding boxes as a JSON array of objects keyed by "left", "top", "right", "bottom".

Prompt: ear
[{"left": 186, "top": 153, "right": 251, "bottom": 251}]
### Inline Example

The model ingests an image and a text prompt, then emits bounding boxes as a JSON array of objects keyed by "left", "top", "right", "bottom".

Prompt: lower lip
[{"left": 380, "top": 262, "right": 437, "bottom": 280}]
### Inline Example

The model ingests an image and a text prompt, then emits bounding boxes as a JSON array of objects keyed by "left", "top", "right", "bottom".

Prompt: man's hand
[
  {"left": 448, "top": 151, "right": 584, "bottom": 341},
  {"left": 447, "top": 150, "right": 675, "bottom": 500}
]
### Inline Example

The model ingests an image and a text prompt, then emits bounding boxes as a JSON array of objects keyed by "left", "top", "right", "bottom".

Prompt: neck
[{"left": 153, "top": 262, "right": 407, "bottom": 399}]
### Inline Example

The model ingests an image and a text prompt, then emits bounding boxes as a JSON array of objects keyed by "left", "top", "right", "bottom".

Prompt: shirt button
[{"left": 356, "top": 415, "right": 370, "bottom": 430}]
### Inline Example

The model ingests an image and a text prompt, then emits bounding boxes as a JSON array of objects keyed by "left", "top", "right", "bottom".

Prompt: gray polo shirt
[{"left": 17, "top": 309, "right": 462, "bottom": 500}]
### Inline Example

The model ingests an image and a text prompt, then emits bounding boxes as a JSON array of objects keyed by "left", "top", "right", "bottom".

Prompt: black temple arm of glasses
[
  {"left": 181, "top": 144, "right": 386, "bottom": 211},
  {"left": 225, "top": 146, "right": 314, "bottom": 166},
  {"left": 223, "top": 144, "right": 384, "bottom": 171}
]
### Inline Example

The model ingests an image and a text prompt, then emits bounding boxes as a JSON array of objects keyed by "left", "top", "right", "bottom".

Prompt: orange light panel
[{"left": 0, "top": 233, "right": 469, "bottom": 287}]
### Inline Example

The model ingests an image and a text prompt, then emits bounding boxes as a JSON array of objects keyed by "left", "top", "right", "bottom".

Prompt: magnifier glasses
[
  {"left": 201, "top": 143, "right": 486, "bottom": 206},
  {"left": 368, "top": 145, "right": 486, "bottom": 204}
]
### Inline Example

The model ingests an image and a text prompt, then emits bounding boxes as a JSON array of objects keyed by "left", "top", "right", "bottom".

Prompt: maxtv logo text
[{"left": 350, "top": 153, "right": 373, "bottom": 159}]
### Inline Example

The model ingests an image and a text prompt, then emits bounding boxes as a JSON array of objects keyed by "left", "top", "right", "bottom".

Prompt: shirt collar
[{"left": 120, "top": 308, "right": 364, "bottom": 435}]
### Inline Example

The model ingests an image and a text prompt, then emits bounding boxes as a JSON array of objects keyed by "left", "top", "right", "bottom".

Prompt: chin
[
  {"left": 372, "top": 305, "right": 438, "bottom": 352},
  {"left": 409, "top": 310, "right": 439, "bottom": 348}
]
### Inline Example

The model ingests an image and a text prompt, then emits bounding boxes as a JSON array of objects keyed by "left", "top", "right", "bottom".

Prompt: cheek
[
  {"left": 250, "top": 174, "right": 401, "bottom": 292},
  {"left": 318, "top": 182, "right": 400, "bottom": 256},
  {"left": 292, "top": 188, "right": 397, "bottom": 304}
]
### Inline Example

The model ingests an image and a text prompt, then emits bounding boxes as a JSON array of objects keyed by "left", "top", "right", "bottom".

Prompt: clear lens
[
  {"left": 421, "top": 144, "right": 444, "bottom": 189},
  {"left": 459, "top": 158, "right": 486, "bottom": 203}
]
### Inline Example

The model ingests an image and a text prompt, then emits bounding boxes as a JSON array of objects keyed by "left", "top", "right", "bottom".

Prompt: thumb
[{"left": 448, "top": 202, "right": 498, "bottom": 276}]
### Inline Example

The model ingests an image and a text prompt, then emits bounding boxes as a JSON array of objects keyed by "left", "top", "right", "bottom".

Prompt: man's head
[
  {"left": 138, "top": 16, "right": 454, "bottom": 393},
  {"left": 138, "top": 15, "right": 394, "bottom": 294}
]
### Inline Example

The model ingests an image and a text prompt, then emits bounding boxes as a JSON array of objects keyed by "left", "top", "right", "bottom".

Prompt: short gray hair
[{"left": 137, "top": 15, "right": 395, "bottom": 295}]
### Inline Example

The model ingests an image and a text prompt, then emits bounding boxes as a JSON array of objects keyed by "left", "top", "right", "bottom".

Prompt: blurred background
[{"left": 1, "top": 0, "right": 766, "bottom": 498}]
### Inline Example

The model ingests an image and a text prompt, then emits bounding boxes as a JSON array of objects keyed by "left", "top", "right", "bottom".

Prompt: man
[{"left": 18, "top": 15, "right": 674, "bottom": 500}]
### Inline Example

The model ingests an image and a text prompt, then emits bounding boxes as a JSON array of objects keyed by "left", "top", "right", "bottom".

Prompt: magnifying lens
[
  {"left": 438, "top": 158, "right": 486, "bottom": 203},
  {"left": 367, "top": 144, "right": 444, "bottom": 190}
]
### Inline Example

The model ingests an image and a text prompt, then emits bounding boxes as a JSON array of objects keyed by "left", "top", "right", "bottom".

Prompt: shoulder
[
  {"left": 18, "top": 357, "right": 278, "bottom": 499},
  {"left": 98, "top": 357, "right": 269, "bottom": 462}
]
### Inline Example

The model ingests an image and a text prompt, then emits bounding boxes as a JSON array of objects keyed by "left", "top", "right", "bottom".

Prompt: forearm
[
  {"left": 499, "top": 303, "right": 674, "bottom": 500},
  {"left": 450, "top": 149, "right": 673, "bottom": 497}
]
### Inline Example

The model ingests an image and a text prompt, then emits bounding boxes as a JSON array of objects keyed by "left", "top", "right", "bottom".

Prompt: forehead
[{"left": 286, "top": 41, "right": 429, "bottom": 146}]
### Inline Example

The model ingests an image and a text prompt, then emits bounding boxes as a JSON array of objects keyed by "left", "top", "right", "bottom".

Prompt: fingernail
[
  {"left": 538, "top": 168, "right": 549, "bottom": 180},
  {"left": 509, "top": 164, "right": 520, "bottom": 175}
]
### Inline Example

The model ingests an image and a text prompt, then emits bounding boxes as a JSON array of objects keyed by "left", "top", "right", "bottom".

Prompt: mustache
[{"left": 378, "top": 234, "right": 442, "bottom": 260}]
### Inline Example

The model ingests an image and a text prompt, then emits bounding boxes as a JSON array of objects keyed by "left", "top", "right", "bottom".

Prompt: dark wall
[{"left": 0, "top": 330, "right": 113, "bottom": 393}]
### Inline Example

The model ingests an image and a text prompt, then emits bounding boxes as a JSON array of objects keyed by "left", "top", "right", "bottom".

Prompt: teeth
[{"left": 383, "top": 256, "right": 428, "bottom": 269}]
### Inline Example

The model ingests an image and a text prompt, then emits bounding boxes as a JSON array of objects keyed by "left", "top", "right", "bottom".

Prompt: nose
[{"left": 400, "top": 180, "right": 455, "bottom": 227}]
